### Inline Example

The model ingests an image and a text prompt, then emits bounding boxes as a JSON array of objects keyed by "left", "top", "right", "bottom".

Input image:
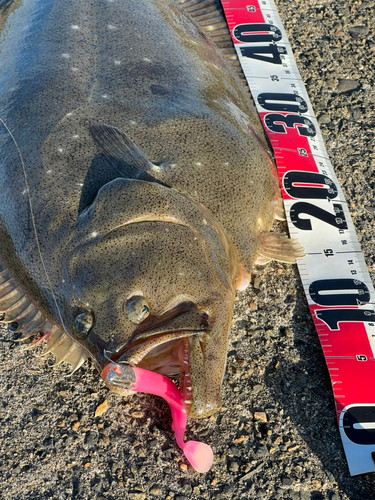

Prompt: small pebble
[
  {"left": 129, "top": 494, "right": 146, "bottom": 500},
  {"left": 336, "top": 79, "right": 359, "bottom": 93},
  {"left": 253, "top": 277, "right": 261, "bottom": 288},
  {"left": 131, "top": 411, "right": 144, "bottom": 419},
  {"left": 318, "top": 113, "right": 331, "bottom": 124},
  {"left": 287, "top": 445, "right": 300, "bottom": 452},
  {"left": 254, "top": 411, "right": 267, "bottom": 423},
  {"left": 150, "top": 486, "right": 163, "bottom": 496},
  {"left": 72, "top": 422, "right": 80, "bottom": 432},
  {"left": 282, "top": 477, "right": 292, "bottom": 487},
  {"left": 256, "top": 446, "right": 268, "bottom": 458},
  {"left": 234, "top": 435, "right": 248, "bottom": 444},
  {"left": 228, "top": 461, "right": 239, "bottom": 472},
  {"left": 252, "top": 384, "right": 263, "bottom": 394},
  {"left": 348, "top": 25, "right": 369, "bottom": 37},
  {"left": 94, "top": 400, "right": 108, "bottom": 417}
]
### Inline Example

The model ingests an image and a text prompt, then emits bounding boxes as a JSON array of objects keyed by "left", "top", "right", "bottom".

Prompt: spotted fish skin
[{"left": 0, "top": 0, "right": 303, "bottom": 418}]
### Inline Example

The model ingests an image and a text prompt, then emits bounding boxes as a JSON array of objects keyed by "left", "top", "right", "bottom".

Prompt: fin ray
[
  {"left": 258, "top": 232, "right": 306, "bottom": 264},
  {"left": 0, "top": 261, "right": 87, "bottom": 373},
  {"left": 175, "top": 0, "right": 250, "bottom": 87}
]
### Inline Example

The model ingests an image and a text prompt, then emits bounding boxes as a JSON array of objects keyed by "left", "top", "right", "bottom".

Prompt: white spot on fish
[
  {"left": 107, "top": 24, "right": 116, "bottom": 30},
  {"left": 170, "top": 164, "right": 176, "bottom": 168},
  {"left": 71, "top": 67, "right": 78, "bottom": 72},
  {"left": 72, "top": 135, "right": 80, "bottom": 139},
  {"left": 114, "top": 60, "right": 121, "bottom": 65},
  {"left": 47, "top": 170, "right": 52, "bottom": 174},
  {"left": 143, "top": 58, "right": 151, "bottom": 62},
  {"left": 62, "top": 279, "right": 65, "bottom": 283},
  {"left": 195, "top": 162, "right": 202, "bottom": 166},
  {"left": 22, "top": 189, "right": 26, "bottom": 195},
  {"left": 71, "top": 25, "right": 79, "bottom": 30},
  {"left": 178, "top": 273, "right": 184, "bottom": 276},
  {"left": 62, "top": 53, "right": 70, "bottom": 58},
  {"left": 58, "top": 147, "right": 63, "bottom": 152},
  {"left": 130, "top": 120, "right": 136, "bottom": 125},
  {"left": 102, "top": 94, "right": 108, "bottom": 99},
  {"left": 151, "top": 165, "right": 161, "bottom": 172},
  {"left": 224, "top": 162, "right": 229, "bottom": 166},
  {"left": 202, "top": 218, "right": 207, "bottom": 225},
  {"left": 91, "top": 232, "right": 97, "bottom": 238},
  {"left": 66, "top": 112, "right": 72, "bottom": 117}
]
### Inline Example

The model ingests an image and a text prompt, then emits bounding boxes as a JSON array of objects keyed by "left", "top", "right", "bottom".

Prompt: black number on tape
[
  {"left": 290, "top": 202, "right": 348, "bottom": 231},
  {"left": 309, "top": 279, "right": 370, "bottom": 307},
  {"left": 356, "top": 355, "right": 367, "bottom": 361},
  {"left": 316, "top": 309, "right": 375, "bottom": 330},
  {"left": 233, "top": 24, "right": 282, "bottom": 43},
  {"left": 240, "top": 45, "right": 286, "bottom": 65},
  {"left": 258, "top": 93, "right": 308, "bottom": 113},
  {"left": 283, "top": 171, "right": 338, "bottom": 200},
  {"left": 342, "top": 406, "right": 375, "bottom": 445},
  {"left": 264, "top": 114, "right": 316, "bottom": 137}
]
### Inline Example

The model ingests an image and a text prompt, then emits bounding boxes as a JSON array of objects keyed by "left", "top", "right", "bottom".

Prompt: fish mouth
[{"left": 105, "top": 302, "right": 211, "bottom": 410}]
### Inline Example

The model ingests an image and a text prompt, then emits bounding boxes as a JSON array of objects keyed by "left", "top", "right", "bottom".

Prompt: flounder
[{"left": 0, "top": 0, "right": 304, "bottom": 419}]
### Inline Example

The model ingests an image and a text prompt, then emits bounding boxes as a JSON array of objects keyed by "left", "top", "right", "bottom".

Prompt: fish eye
[
  {"left": 73, "top": 309, "right": 94, "bottom": 337},
  {"left": 126, "top": 296, "right": 150, "bottom": 324}
]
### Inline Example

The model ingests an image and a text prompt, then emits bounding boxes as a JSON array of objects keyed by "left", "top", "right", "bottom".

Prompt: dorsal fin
[
  {"left": 0, "top": 264, "right": 46, "bottom": 336},
  {"left": 175, "top": 0, "right": 250, "bottom": 90},
  {"left": 43, "top": 326, "right": 87, "bottom": 374},
  {"left": 0, "top": 261, "right": 87, "bottom": 374}
]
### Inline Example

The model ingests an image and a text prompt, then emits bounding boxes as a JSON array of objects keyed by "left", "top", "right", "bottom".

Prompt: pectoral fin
[
  {"left": 257, "top": 232, "right": 305, "bottom": 264},
  {"left": 89, "top": 123, "right": 168, "bottom": 185}
]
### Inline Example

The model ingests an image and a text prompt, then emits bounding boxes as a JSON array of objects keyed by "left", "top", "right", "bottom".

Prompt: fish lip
[
  {"left": 103, "top": 305, "right": 210, "bottom": 407},
  {"left": 113, "top": 302, "right": 210, "bottom": 362}
]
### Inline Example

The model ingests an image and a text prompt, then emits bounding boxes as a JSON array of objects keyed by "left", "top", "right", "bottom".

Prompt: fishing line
[{"left": 0, "top": 117, "right": 68, "bottom": 335}]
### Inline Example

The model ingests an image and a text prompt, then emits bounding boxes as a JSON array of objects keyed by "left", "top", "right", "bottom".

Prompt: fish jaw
[
  {"left": 98, "top": 294, "right": 235, "bottom": 419},
  {"left": 186, "top": 293, "right": 235, "bottom": 418}
]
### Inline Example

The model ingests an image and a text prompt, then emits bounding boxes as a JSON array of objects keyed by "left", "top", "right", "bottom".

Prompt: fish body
[{"left": 0, "top": 0, "right": 303, "bottom": 417}]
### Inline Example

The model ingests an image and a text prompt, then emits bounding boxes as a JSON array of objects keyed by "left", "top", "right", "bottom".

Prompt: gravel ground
[{"left": 1, "top": 0, "right": 375, "bottom": 499}]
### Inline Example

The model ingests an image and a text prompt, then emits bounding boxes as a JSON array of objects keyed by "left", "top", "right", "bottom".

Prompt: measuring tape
[{"left": 221, "top": 0, "right": 375, "bottom": 476}]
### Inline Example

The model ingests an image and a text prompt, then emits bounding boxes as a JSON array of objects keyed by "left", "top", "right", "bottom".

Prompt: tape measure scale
[{"left": 221, "top": 0, "right": 375, "bottom": 476}]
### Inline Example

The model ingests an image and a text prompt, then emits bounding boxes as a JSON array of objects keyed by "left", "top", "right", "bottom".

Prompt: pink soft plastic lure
[{"left": 101, "top": 363, "right": 214, "bottom": 473}]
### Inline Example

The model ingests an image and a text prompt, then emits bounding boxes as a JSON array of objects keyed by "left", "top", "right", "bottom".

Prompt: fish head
[{"left": 64, "top": 179, "right": 237, "bottom": 418}]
